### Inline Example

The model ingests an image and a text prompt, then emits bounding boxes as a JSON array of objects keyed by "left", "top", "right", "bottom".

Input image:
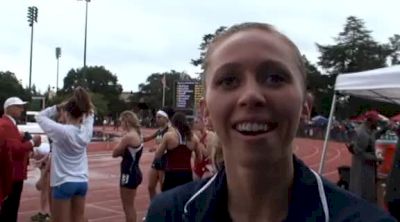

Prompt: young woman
[
  {"left": 31, "top": 110, "right": 66, "bottom": 222},
  {"left": 146, "top": 22, "right": 395, "bottom": 221},
  {"left": 36, "top": 87, "right": 94, "bottom": 222},
  {"left": 30, "top": 143, "right": 51, "bottom": 222},
  {"left": 143, "top": 108, "right": 174, "bottom": 200},
  {"left": 112, "top": 111, "right": 143, "bottom": 222},
  {"left": 191, "top": 117, "right": 216, "bottom": 180},
  {"left": 154, "top": 112, "right": 202, "bottom": 191}
]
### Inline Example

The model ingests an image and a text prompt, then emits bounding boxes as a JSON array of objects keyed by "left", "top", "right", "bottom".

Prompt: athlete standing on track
[
  {"left": 192, "top": 117, "right": 216, "bottom": 180},
  {"left": 143, "top": 108, "right": 174, "bottom": 200},
  {"left": 154, "top": 112, "right": 202, "bottom": 191},
  {"left": 30, "top": 143, "right": 51, "bottom": 222},
  {"left": 36, "top": 87, "right": 94, "bottom": 222},
  {"left": 112, "top": 111, "right": 143, "bottom": 222}
]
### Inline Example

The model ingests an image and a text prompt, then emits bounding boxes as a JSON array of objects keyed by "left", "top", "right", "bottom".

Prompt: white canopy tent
[{"left": 318, "top": 65, "right": 400, "bottom": 174}]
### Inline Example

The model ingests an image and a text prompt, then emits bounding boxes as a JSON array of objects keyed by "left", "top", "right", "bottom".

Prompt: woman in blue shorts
[
  {"left": 112, "top": 111, "right": 143, "bottom": 222},
  {"left": 36, "top": 87, "right": 94, "bottom": 222}
]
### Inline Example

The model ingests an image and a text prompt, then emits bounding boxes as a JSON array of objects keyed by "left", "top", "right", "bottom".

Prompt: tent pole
[{"left": 318, "top": 93, "right": 338, "bottom": 174}]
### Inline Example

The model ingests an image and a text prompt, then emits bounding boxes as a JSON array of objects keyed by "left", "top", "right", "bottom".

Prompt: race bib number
[{"left": 121, "top": 174, "right": 129, "bottom": 185}]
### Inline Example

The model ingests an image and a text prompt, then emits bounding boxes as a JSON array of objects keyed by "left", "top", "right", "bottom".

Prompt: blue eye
[
  {"left": 265, "top": 74, "right": 285, "bottom": 85},
  {"left": 258, "top": 62, "right": 290, "bottom": 86},
  {"left": 217, "top": 76, "right": 239, "bottom": 89}
]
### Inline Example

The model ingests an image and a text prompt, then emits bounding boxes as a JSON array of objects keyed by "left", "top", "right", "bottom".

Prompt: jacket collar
[
  {"left": 3, "top": 114, "right": 16, "bottom": 126},
  {"left": 183, "top": 169, "right": 229, "bottom": 221},
  {"left": 183, "top": 156, "right": 329, "bottom": 222}
]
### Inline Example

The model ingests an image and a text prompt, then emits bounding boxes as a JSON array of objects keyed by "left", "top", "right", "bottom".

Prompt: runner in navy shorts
[
  {"left": 151, "top": 127, "right": 169, "bottom": 170},
  {"left": 120, "top": 144, "right": 143, "bottom": 189}
]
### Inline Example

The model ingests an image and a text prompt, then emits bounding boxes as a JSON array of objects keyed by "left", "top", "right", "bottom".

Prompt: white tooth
[
  {"left": 236, "top": 123, "right": 270, "bottom": 132},
  {"left": 251, "top": 123, "right": 258, "bottom": 131},
  {"left": 252, "top": 123, "right": 257, "bottom": 131}
]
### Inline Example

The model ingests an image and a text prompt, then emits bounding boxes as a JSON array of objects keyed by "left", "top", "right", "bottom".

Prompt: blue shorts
[{"left": 52, "top": 182, "right": 88, "bottom": 200}]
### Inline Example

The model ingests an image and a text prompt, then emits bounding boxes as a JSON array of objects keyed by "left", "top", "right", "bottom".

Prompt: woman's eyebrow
[
  {"left": 257, "top": 60, "right": 290, "bottom": 72},
  {"left": 214, "top": 62, "right": 241, "bottom": 75}
]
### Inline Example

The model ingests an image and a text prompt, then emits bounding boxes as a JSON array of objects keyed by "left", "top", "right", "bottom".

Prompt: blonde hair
[
  {"left": 211, "top": 135, "right": 224, "bottom": 171},
  {"left": 120, "top": 111, "right": 141, "bottom": 135}
]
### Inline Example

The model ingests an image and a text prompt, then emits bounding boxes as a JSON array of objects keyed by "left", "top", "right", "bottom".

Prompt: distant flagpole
[{"left": 162, "top": 73, "right": 166, "bottom": 107}]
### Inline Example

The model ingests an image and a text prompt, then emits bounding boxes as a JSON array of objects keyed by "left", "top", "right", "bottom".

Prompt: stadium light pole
[
  {"left": 78, "top": 0, "right": 91, "bottom": 69},
  {"left": 55, "top": 47, "right": 62, "bottom": 91},
  {"left": 27, "top": 6, "right": 38, "bottom": 92}
]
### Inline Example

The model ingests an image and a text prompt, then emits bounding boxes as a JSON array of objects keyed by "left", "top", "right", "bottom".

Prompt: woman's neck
[
  {"left": 67, "top": 118, "right": 81, "bottom": 126},
  {"left": 124, "top": 126, "right": 133, "bottom": 132},
  {"left": 226, "top": 155, "right": 294, "bottom": 222},
  {"left": 128, "top": 127, "right": 139, "bottom": 135},
  {"left": 160, "top": 124, "right": 168, "bottom": 130}
]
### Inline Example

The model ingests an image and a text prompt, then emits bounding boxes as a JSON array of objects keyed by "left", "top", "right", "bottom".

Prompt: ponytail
[{"left": 64, "top": 87, "right": 92, "bottom": 119}]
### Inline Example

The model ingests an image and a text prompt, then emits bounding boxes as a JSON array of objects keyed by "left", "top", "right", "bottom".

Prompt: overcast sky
[{"left": 1, "top": 0, "right": 399, "bottom": 93}]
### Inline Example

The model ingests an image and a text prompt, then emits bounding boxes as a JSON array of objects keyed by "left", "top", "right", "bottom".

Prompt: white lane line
[
  {"left": 310, "top": 146, "right": 341, "bottom": 169},
  {"left": 86, "top": 203, "right": 124, "bottom": 215},
  {"left": 298, "top": 145, "right": 320, "bottom": 160}
]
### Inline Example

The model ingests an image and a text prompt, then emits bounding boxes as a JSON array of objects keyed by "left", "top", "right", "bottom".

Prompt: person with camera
[
  {"left": 348, "top": 111, "right": 388, "bottom": 203},
  {"left": 0, "top": 97, "right": 41, "bottom": 222}
]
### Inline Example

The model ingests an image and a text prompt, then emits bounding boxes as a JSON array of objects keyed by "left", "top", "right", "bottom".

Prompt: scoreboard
[{"left": 175, "top": 81, "right": 204, "bottom": 112}]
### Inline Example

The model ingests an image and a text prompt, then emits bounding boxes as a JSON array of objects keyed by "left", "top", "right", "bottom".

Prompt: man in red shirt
[
  {"left": 0, "top": 97, "right": 41, "bottom": 222},
  {"left": 0, "top": 126, "right": 13, "bottom": 208}
]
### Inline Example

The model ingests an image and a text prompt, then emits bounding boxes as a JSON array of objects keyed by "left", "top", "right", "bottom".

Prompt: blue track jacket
[{"left": 147, "top": 156, "right": 395, "bottom": 222}]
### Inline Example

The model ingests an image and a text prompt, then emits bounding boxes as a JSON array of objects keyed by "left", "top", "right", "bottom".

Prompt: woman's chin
[{"left": 228, "top": 149, "right": 289, "bottom": 169}]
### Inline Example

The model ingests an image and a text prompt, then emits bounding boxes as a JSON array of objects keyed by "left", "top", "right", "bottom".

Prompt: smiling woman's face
[{"left": 204, "top": 28, "right": 310, "bottom": 167}]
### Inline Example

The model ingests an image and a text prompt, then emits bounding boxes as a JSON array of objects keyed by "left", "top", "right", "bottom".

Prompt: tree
[
  {"left": 316, "top": 16, "right": 399, "bottom": 118},
  {"left": 317, "top": 16, "right": 392, "bottom": 75},
  {"left": 46, "top": 93, "right": 68, "bottom": 107},
  {"left": 61, "top": 66, "right": 125, "bottom": 117},
  {"left": 388, "top": 34, "right": 400, "bottom": 65},
  {"left": 303, "top": 56, "right": 335, "bottom": 117},
  {"left": 191, "top": 26, "right": 227, "bottom": 77},
  {"left": 62, "top": 66, "right": 122, "bottom": 96},
  {"left": 132, "top": 70, "right": 193, "bottom": 110},
  {"left": 47, "top": 91, "right": 109, "bottom": 116},
  {"left": 0, "top": 71, "right": 30, "bottom": 114},
  {"left": 29, "top": 84, "right": 40, "bottom": 96},
  {"left": 90, "top": 93, "right": 109, "bottom": 117}
]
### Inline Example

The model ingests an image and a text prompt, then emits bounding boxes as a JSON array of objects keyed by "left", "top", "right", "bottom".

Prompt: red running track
[{"left": 18, "top": 129, "right": 350, "bottom": 221}]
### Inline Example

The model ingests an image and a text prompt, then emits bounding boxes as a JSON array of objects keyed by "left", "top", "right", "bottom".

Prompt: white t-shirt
[
  {"left": 36, "top": 106, "right": 94, "bottom": 187},
  {"left": 34, "top": 143, "right": 51, "bottom": 156}
]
